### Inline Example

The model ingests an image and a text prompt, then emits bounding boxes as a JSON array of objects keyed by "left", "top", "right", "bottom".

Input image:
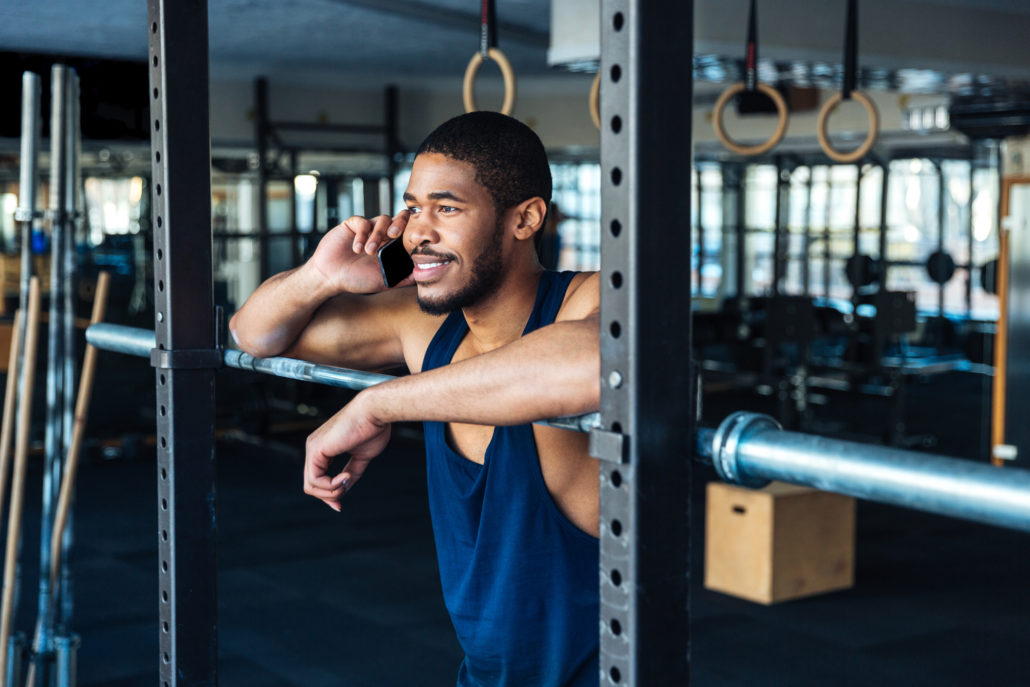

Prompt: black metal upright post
[
  {"left": 594, "top": 1, "right": 694, "bottom": 685},
  {"left": 148, "top": 2, "right": 218, "bottom": 684},
  {"left": 384, "top": 85, "right": 399, "bottom": 213},
  {"left": 936, "top": 159, "right": 946, "bottom": 322},
  {"left": 877, "top": 163, "right": 889, "bottom": 292},
  {"left": 772, "top": 158, "right": 788, "bottom": 296},
  {"left": 256, "top": 77, "right": 270, "bottom": 281},
  {"left": 695, "top": 165, "right": 704, "bottom": 295}
]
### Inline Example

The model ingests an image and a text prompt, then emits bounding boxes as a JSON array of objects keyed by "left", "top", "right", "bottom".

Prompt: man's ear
[{"left": 510, "top": 197, "right": 548, "bottom": 241}]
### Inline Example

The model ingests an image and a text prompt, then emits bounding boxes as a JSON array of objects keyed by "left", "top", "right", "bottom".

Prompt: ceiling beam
[{"left": 327, "top": 0, "right": 549, "bottom": 49}]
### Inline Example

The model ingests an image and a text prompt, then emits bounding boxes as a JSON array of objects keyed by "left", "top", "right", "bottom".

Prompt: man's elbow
[{"left": 228, "top": 312, "right": 289, "bottom": 358}]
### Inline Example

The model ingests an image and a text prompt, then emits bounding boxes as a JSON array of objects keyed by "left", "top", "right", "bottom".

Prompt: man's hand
[
  {"left": 303, "top": 390, "right": 392, "bottom": 512},
  {"left": 308, "top": 210, "right": 414, "bottom": 295}
]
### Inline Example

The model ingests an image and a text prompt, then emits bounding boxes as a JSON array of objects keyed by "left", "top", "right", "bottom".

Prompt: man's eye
[
  {"left": 407, "top": 206, "right": 421, "bottom": 214},
  {"left": 440, "top": 206, "right": 457, "bottom": 213}
]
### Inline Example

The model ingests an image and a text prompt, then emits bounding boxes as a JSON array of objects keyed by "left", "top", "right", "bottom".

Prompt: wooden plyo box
[{"left": 704, "top": 481, "right": 856, "bottom": 605}]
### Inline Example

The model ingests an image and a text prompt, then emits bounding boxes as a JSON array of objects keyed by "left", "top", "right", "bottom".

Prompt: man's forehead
[{"left": 406, "top": 153, "right": 483, "bottom": 197}]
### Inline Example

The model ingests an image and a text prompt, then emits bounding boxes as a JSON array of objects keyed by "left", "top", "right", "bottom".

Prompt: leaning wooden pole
[
  {"left": 48, "top": 272, "right": 110, "bottom": 590},
  {"left": 0, "top": 312, "right": 25, "bottom": 530},
  {"left": 0, "top": 278, "right": 41, "bottom": 686}
]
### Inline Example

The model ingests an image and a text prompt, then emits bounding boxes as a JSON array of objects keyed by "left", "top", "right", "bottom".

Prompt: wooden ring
[
  {"left": 463, "top": 48, "right": 516, "bottom": 115},
  {"left": 817, "top": 91, "right": 879, "bottom": 164},
  {"left": 589, "top": 72, "right": 601, "bottom": 130},
  {"left": 712, "top": 82, "right": 789, "bottom": 156}
]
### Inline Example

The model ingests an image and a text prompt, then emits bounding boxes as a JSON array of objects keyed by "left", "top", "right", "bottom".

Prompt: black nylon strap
[
  {"left": 745, "top": 0, "right": 758, "bottom": 92},
  {"left": 480, "top": 0, "right": 497, "bottom": 57},
  {"left": 843, "top": 0, "right": 857, "bottom": 99}
]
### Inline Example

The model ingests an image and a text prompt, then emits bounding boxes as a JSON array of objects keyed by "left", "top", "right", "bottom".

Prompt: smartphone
[{"left": 377, "top": 238, "right": 414, "bottom": 288}]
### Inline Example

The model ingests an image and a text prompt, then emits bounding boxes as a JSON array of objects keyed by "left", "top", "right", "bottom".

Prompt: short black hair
[{"left": 415, "top": 112, "right": 552, "bottom": 214}]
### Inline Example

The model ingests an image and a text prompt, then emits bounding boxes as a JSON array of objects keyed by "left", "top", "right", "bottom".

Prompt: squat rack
[{"left": 145, "top": 0, "right": 695, "bottom": 684}]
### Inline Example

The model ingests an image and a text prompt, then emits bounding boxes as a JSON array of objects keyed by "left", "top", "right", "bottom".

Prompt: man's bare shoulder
[{"left": 557, "top": 271, "right": 600, "bottom": 321}]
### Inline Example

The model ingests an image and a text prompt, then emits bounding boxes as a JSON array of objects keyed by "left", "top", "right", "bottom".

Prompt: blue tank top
[{"left": 422, "top": 270, "right": 599, "bottom": 687}]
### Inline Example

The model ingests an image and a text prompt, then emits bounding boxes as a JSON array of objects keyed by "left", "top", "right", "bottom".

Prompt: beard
[{"left": 416, "top": 218, "right": 505, "bottom": 316}]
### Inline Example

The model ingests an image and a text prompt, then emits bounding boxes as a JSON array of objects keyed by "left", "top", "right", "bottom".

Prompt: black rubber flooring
[{"left": 5, "top": 370, "right": 1030, "bottom": 685}]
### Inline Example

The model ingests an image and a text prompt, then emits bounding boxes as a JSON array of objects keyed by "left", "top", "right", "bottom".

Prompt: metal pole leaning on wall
[
  {"left": 593, "top": 1, "right": 694, "bottom": 685},
  {"left": 16, "top": 73, "right": 41, "bottom": 318},
  {"left": 32, "top": 64, "right": 73, "bottom": 686},
  {"left": 148, "top": 1, "right": 219, "bottom": 684}
]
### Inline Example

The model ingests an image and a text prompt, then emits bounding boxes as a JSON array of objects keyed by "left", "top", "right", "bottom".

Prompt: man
[{"left": 230, "top": 112, "right": 601, "bottom": 687}]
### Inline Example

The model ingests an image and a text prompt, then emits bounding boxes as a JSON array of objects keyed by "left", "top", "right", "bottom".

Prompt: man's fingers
[
  {"left": 364, "top": 215, "right": 395, "bottom": 255},
  {"left": 343, "top": 216, "right": 374, "bottom": 253},
  {"left": 388, "top": 209, "right": 411, "bottom": 239}
]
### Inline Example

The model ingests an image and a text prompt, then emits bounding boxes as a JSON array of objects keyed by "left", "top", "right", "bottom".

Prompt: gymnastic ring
[
  {"left": 817, "top": 91, "right": 879, "bottom": 164},
  {"left": 712, "top": 82, "right": 789, "bottom": 157},
  {"left": 463, "top": 47, "right": 516, "bottom": 115},
  {"left": 589, "top": 72, "right": 601, "bottom": 130}
]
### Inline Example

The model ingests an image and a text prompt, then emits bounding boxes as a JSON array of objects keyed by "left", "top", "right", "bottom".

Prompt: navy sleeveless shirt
[{"left": 421, "top": 271, "right": 599, "bottom": 687}]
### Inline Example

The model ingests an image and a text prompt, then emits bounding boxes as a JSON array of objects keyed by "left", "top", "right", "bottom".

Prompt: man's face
[{"left": 402, "top": 153, "right": 505, "bottom": 315}]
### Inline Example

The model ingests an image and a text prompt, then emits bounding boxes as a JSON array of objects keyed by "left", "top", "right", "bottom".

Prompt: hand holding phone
[{"left": 377, "top": 238, "right": 414, "bottom": 288}]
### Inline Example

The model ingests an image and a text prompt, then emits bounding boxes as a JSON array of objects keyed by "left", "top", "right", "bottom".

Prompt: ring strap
[
  {"left": 480, "top": 0, "right": 497, "bottom": 58},
  {"left": 745, "top": 0, "right": 758, "bottom": 92},
  {"left": 842, "top": 0, "right": 858, "bottom": 99}
]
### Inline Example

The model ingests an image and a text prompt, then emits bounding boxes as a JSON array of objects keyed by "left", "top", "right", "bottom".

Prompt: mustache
[{"left": 411, "top": 247, "right": 455, "bottom": 261}]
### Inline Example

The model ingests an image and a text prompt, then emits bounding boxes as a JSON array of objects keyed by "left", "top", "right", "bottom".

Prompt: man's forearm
[
  {"left": 229, "top": 263, "right": 336, "bottom": 357},
  {"left": 362, "top": 316, "right": 600, "bottom": 427}
]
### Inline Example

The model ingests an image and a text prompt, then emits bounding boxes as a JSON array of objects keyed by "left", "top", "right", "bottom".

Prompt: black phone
[{"left": 377, "top": 238, "right": 414, "bottom": 288}]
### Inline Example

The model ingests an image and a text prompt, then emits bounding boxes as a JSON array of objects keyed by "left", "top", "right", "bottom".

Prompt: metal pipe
[
  {"left": 85, "top": 323, "right": 602, "bottom": 433},
  {"left": 36, "top": 65, "right": 71, "bottom": 684},
  {"left": 17, "top": 72, "right": 41, "bottom": 314},
  {"left": 709, "top": 411, "right": 1030, "bottom": 533},
  {"left": 59, "top": 69, "right": 81, "bottom": 634}
]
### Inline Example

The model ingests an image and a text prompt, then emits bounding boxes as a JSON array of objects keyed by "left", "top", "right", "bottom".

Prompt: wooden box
[{"left": 704, "top": 481, "right": 855, "bottom": 604}]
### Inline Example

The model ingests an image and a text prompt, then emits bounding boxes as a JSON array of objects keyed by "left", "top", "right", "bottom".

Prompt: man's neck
[{"left": 461, "top": 261, "right": 545, "bottom": 355}]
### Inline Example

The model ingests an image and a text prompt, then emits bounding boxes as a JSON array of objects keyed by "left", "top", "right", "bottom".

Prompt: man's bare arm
[
  {"left": 228, "top": 212, "right": 428, "bottom": 370},
  {"left": 303, "top": 314, "right": 600, "bottom": 508}
]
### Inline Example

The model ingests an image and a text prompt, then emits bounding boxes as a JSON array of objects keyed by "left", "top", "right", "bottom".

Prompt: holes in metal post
[
  {"left": 161, "top": 560, "right": 168, "bottom": 573},
  {"left": 611, "top": 116, "right": 622, "bottom": 133},
  {"left": 159, "top": 373, "right": 166, "bottom": 385},
  {"left": 612, "top": 12, "right": 624, "bottom": 31},
  {"left": 162, "top": 621, "right": 169, "bottom": 633},
  {"left": 160, "top": 436, "right": 167, "bottom": 448},
  {"left": 153, "top": 55, "right": 158, "bottom": 68},
  {"left": 610, "top": 568, "right": 622, "bottom": 586},
  {"left": 162, "top": 652, "right": 169, "bottom": 664},
  {"left": 610, "top": 470, "right": 622, "bottom": 487},
  {"left": 161, "top": 529, "right": 168, "bottom": 542},
  {"left": 155, "top": 183, "right": 162, "bottom": 196},
  {"left": 610, "top": 666, "right": 622, "bottom": 683},
  {"left": 610, "top": 421, "right": 622, "bottom": 433},
  {"left": 610, "top": 64, "right": 621, "bottom": 83},
  {"left": 153, "top": 87, "right": 159, "bottom": 100},
  {"left": 158, "top": 280, "right": 164, "bottom": 292},
  {"left": 157, "top": 248, "right": 164, "bottom": 261},
  {"left": 152, "top": 22, "right": 157, "bottom": 34},
  {"left": 155, "top": 150, "right": 161, "bottom": 163},
  {"left": 154, "top": 119, "right": 160, "bottom": 132},
  {"left": 610, "top": 219, "right": 622, "bottom": 237},
  {"left": 610, "top": 618, "right": 622, "bottom": 635},
  {"left": 161, "top": 467, "right": 167, "bottom": 480},
  {"left": 161, "top": 498, "right": 167, "bottom": 510},
  {"left": 159, "top": 404, "right": 166, "bottom": 415},
  {"left": 161, "top": 591, "right": 168, "bottom": 603},
  {"left": 609, "top": 321, "right": 621, "bottom": 338},
  {"left": 610, "top": 167, "right": 622, "bottom": 185},
  {"left": 610, "top": 520, "right": 622, "bottom": 537},
  {"left": 610, "top": 272, "right": 623, "bottom": 289},
  {"left": 157, "top": 216, "right": 163, "bottom": 228}
]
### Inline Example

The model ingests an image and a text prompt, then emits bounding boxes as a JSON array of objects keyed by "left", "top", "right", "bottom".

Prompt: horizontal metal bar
[
  {"left": 86, "top": 323, "right": 601, "bottom": 433},
  {"left": 710, "top": 411, "right": 1030, "bottom": 533},
  {"left": 270, "top": 121, "right": 386, "bottom": 135}
]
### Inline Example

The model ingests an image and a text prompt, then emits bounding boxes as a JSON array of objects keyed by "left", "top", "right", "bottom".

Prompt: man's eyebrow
[{"left": 403, "top": 190, "right": 468, "bottom": 204}]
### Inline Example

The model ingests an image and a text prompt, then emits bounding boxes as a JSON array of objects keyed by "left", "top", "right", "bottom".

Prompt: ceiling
[{"left": 3, "top": 0, "right": 1030, "bottom": 92}]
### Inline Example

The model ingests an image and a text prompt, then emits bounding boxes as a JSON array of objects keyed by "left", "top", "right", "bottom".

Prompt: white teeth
[{"left": 416, "top": 261, "right": 447, "bottom": 269}]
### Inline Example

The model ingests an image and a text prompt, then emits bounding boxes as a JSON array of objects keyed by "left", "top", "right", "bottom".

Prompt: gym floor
[{"left": 5, "top": 370, "right": 1027, "bottom": 686}]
